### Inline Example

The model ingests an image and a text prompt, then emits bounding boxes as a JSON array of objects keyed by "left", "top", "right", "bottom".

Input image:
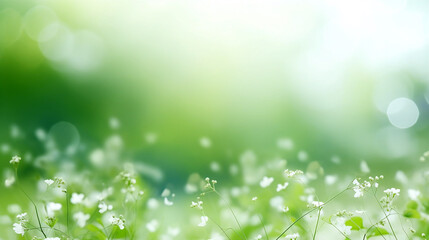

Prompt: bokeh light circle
[
  {"left": 47, "top": 121, "right": 80, "bottom": 154},
  {"left": 23, "top": 5, "right": 57, "bottom": 41},
  {"left": 386, "top": 97, "right": 419, "bottom": 129}
]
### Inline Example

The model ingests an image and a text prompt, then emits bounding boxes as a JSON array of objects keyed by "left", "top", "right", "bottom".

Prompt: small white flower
[
  {"left": 46, "top": 202, "right": 62, "bottom": 217},
  {"left": 110, "top": 215, "right": 125, "bottom": 230},
  {"left": 44, "top": 179, "right": 54, "bottom": 186},
  {"left": 164, "top": 197, "right": 174, "bottom": 206},
  {"left": 70, "top": 193, "right": 84, "bottom": 205},
  {"left": 354, "top": 188, "right": 364, "bottom": 198},
  {"left": 146, "top": 219, "right": 159, "bottom": 232},
  {"left": 284, "top": 169, "right": 303, "bottom": 178},
  {"left": 276, "top": 182, "right": 289, "bottom": 192},
  {"left": 98, "top": 202, "right": 113, "bottom": 213},
  {"left": 16, "top": 213, "right": 27, "bottom": 222},
  {"left": 384, "top": 188, "right": 400, "bottom": 197},
  {"left": 13, "top": 223, "right": 25, "bottom": 236},
  {"left": 190, "top": 200, "right": 203, "bottom": 210},
  {"left": 310, "top": 201, "right": 324, "bottom": 208},
  {"left": 73, "top": 212, "right": 90, "bottom": 228},
  {"left": 252, "top": 196, "right": 258, "bottom": 201},
  {"left": 282, "top": 206, "right": 290, "bottom": 213},
  {"left": 5, "top": 176, "right": 15, "bottom": 187},
  {"left": 285, "top": 233, "right": 300, "bottom": 239},
  {"left": 259, "top": 176, "right": 274, "bottom": 188},
  {"left": 198, "top": 216, "right": 208, "bottom": 227},
  {"left": 9, "top": 155, "right": 21, "bottom": 165}
]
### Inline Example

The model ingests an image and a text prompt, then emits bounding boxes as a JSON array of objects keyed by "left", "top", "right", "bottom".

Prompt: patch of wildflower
[
  {"left": 203, "top": 177, "right": 217, "bottom": 191},
  {"left": 44, "top": 179, "right": 54, "bottom": 186},
  {"left": 352, "top": 175, "right": 383, "bottom": 198},
  {"left": 98, "top": 201, "right": 113, "bottom": 213},
  {"left": 190, "top": 198, "right": 204, "bottom": 210},
  {"left": 284, "top": 233, "right": 300, "bottom": 239},
  {"left": 48, "top": 177, "right": 67, "bottom": 193},
  {"left": 284, "top": 169, "right": 303, "bottom": 178},
  {"left": 110, "top": 215, "right": 126, "bottom": 230},
  {"left": 198, "top": 216, "right": 208, "bottom": 227},
  {"left": 380, "top": 188, "right": 400, "bottom": 212},
  {"left": 309, "top": 201, "right": 324, "bottom": 208},
  {"left": 9, "top": 155, "right": 21, "bottom": 166},
  {"left": 12, "top": 212, "right": 28, "bottom": 236},
  {"left": 118, "top": 171, "right": 137, "bottom": 193},
  {"left": 259, "top": 176, "right": 274, "bottom": 188}
]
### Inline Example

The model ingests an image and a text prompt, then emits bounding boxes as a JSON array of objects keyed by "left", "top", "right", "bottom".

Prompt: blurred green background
[{"left": 1, "top": 0, "right": 429, "bottom": 185}]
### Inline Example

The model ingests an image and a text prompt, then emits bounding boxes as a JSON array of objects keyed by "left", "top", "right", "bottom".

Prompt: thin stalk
[
  {"left": 276, "top": 186, "right": 351, "bottom": 240},
  {"left": 66, "top": 190, "right": 70, "bottom": 234},
  {"left": 312, "top": 208, "right": 322, "bottom": 240},
  {"left": 257, "top": 214, "right": 269, "bottom": 240},
  {"left": 213, "top": 190, "right": 248, "bottom": 240},
  {"left": 15, "top": 170, "right": 47, "bottom": 238},
  {"left": 371, "top": 188, "right": 398, "bottom": 240}
]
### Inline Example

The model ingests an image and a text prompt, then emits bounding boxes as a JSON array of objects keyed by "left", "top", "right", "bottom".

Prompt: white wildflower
[
  {"left": 198, "top": 216, "right": 208, "bottom": 227},
  {"left": 164, "top": 197, "right": 173, "bottom": 206},
  {"left": 310, "top": 201, "right": 324, "bottom": 208},
  {"left": 259, "top": 176, "right": 274, "bottom": 188},
  {"left": 276, "top": 182, "right": 289, "bottom": 192},
  {"left": 110, "top": 215, "right": 125, "bottom": 230},
  {"left": 384, "top": 188, "right": 400, "bottom": 197},
  {"left": 70, "top": 193, "right": 84, "bottom": 205},
  {"left": 13, "top": 223, "right": 25, "bottom": 236},
  {"left": 5, "top": 176, "right": 15, "bottom": 187},
  {"left": 190, "top": 200, "right": 203, "bottom": 210},
  {"left": 44, "top": 179, "right": 54, "bottom": 186},
  {"left": 284, "top": 169, "right": 303, "bottom": 178},
  {"left": 46, "top": 202, "right": 62, "bottom": 217},
  {"left": 73, "top": 212, "right": 90, "bottom": 228},
  {"left": 9, "top": 155, "right": 21, "bottom": 165},
  {"left": 98, "top": 202, "right": 113, "bottom": 213},
  {"left": 284, "top": 233, "right": 300, "bottom": 239},
  {"left": 146, "top": 219, "right": 159, "bottom": 232}
]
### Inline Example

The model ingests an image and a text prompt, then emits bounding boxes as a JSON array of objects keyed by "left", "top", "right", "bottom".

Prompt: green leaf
[
  {"left": 345, "top": 216, "right": 364, "bottom": 230},
  {"left": 421, "top": 197, "right": 429, "bottom": 213},
  {"left": 367, "top": 227, "right": 390, "bottom": 238},
  {"left": 86, "top": 224, "right": 107, "bottom": 240},
  {"left": 406, "top": 200, "right": 418, "bottom": 210},
  {"left": 403, "top": 209, "right": 421, "bottom": 219}
]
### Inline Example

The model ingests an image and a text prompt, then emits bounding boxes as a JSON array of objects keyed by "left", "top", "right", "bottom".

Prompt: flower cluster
[
  {"left": 110, "top": 215, "right": 126, "bottom": 230},
  {"left": 284, "top": 169, "right": 304, "bottom": 178},
  {"left": 9, "top": 155, "right": 21, "bottom": 166},
  {"left": 380, "top": 188, "right": 400, "bottom": 212},
  {"left": 352, "top": 175, "right": 383, "bottom": 198},
  {"left": 12, "top": 212, "right": 28, "bottom": 236}
]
